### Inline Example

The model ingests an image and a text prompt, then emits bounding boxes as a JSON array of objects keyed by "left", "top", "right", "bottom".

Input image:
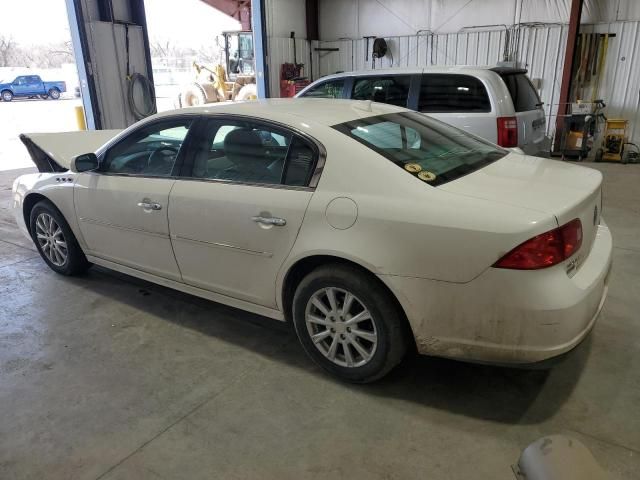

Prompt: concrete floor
[{"left": 1, "top": 163, "right": 639, "bottom": 480}]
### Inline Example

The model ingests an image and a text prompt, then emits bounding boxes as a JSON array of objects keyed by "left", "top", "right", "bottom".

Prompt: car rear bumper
[{"left": 381, "top": 221, "right": 613, "bottom": 364}]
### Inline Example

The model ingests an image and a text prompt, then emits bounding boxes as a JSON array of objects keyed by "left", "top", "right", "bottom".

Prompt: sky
[{"left": 0, "top": 0, "right": 240, "bottom": 46}]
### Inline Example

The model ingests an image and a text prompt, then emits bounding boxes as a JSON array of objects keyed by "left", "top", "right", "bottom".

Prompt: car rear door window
[
  {"left": 499, "top": 73, "right": 541, "bottom": 112},
  {"left": 301, "top": 79, "right": 345, "bottom": 99},
  {"left": 188, "top": 118, "right": 317, "bottom": 187},
  {"left": 352, "top": 76, "right": 411, "bottom": 107},
  {"left": 419, "top": 74, "right": 490, "bottom": 113}
]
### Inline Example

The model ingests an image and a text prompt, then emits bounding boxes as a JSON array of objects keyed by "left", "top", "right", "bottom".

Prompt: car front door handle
[
  {"left": 252, "top": 215, "right": 287, "bottom": 227},
  {"left": 137, "top": 201, "right": 162, "bottom": 211}
]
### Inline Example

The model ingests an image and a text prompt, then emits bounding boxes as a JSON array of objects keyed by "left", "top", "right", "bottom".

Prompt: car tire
[
  {"left": 48, "top": 88, "right": 61, "bottom": 100},
  {"left": 39, "top": 94, "right": 49, "bottom": 100},
  {"left": 1, "top": 90, "right": 13, "bottom": 102},
  {"left": 29, "top": 200, "right": 91, "bottom": 276},
  {"left": 292, "top": 264, "right": 408, "bottom": 383}
]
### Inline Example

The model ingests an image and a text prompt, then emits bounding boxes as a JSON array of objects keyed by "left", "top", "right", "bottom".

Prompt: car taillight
[
  {"left": 497, "top": 116, "right": 518, "bottom": 147},
  {"left": 493, "top": 219, "right": 583, "bottom": 270}
]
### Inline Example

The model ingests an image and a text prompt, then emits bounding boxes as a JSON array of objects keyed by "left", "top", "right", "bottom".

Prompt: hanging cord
[{"left": 124, "top": 24, "right": 156, "bottom": 120}]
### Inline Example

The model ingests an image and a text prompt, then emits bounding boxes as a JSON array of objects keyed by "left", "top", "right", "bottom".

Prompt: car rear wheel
[
  {"left": 29, "top": 200, "right": 90, "bottom": 276},
  {"left": 48, "top": 88, "right": 61, "bottom": 100},
  {"left": 1, "top": 90, "right": 13, "bottom": 102},
  {"left": 292, "top": 264, "right": 408, "bottom": 383}
]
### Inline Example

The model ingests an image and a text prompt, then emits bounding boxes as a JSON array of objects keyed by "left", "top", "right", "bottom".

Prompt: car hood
[{"left": 20, "top": 130, "right": 122, "bottom": 172}]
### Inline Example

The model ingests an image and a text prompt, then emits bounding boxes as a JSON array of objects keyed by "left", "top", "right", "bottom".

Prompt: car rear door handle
[
  {"left": 252, "top": 215, "right": 286, "bottom": 226},
  {"left": 137, "top": 201, "right": 162, "bottom": 211}
]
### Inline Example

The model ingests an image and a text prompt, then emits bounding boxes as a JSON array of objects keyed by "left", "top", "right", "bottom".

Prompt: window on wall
[
  {"left": 418, "top": 74, "right": 491, "bottom": 113},
  {"left": 352, "top": 76, "right": 412, "bottom": 107},
  {"left": 301, "top": 79, "right": 345, "bottom": 99}
]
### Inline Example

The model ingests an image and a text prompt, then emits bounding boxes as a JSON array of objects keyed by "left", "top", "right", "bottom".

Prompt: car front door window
[
  {"left": 102, "top": 120, "right": 192, "bottom": 177},
  {"left": 302, "top": 79, "right": 345, "bottom": 99}
]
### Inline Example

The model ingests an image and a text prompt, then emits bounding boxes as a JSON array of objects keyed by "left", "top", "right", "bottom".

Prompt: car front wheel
[
  {"left": 1, "top": 90, "right": 13, "bottom": 102},
  {"left": 30, "top": 200, "right": 90, "bottom": 275},
  {"left": 292, "top": 264, "right": 408, "bottom": 383}
]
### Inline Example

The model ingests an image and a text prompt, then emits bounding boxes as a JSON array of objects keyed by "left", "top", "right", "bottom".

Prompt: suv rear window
[
  {"left": 419, "top": 74, "right": 490, "bottom": 113},
  {"left": 301, "top": 79, "right": 344, "bottom": 99},
  {"left": 500, "top": 73, "right": 541, "bottom": 112},
  {"left": 352, "top": 76, "right": 411, "bottom": 107},
  {"left": 333, "top": 112, "right": 506, "bottom": 186}
]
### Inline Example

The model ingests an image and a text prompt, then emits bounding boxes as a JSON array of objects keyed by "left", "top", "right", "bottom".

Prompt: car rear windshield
[
  {"left": 332, "top": 112, "right": 507, "bottom": 186},
  {"left": 500, "top": 73, "right": 541, "bottom": 112}
]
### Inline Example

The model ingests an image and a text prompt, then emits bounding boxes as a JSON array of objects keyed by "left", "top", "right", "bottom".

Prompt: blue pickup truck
[{"left": 0, "top": 75, "right": 66, "bottom": 102}]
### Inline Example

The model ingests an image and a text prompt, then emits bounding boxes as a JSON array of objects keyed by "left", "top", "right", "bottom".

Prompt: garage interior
[{"left": 1, "top": 0, "right": 640, "bottom": 478}]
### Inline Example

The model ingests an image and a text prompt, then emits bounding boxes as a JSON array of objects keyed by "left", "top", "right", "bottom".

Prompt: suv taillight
[
  {"left": 497, "top": 116, "right": 518, "bottom": 147},
  {"left": 493, "top": 219, "right": 583, "bottom": 270}
]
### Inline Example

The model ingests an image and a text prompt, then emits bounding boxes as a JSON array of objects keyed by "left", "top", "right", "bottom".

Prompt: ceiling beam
[{"left": 199, "top": 0, "right": 252, "bottom": 30}]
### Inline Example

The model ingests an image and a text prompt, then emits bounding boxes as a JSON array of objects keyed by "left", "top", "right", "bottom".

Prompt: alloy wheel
[
  {"left": 305, "top": 287, "right": 378, "bottom": 368},
  {"left": 35, "top": 213, "right": 68, "bottom": 266}
]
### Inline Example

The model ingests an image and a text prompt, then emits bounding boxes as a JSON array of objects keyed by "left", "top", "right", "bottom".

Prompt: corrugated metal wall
[{"left": 304, "top": 22, "right": 640, "bottom": 145}]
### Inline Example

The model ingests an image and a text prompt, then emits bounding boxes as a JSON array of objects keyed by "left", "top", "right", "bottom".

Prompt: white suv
[{"left": 296, "top": 66, "right": 546, "bottom": 154}]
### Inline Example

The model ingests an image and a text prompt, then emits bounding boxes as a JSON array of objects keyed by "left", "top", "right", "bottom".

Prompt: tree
[{"left": 0, "top": 35, "right": 16, "bottom": 67}]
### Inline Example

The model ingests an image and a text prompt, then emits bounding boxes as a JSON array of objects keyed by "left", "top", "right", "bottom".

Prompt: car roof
[
  {"left": 313, "top": 65, "right": 511, "bottom": 81},
  {"left": 151, "top": 98, "right": 408, "bottom": 127}
]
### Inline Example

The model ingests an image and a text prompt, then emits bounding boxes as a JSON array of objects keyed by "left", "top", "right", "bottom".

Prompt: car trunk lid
[
  {"left": 20, "top": 130, "right": 122, "bottom": 172},
  {"left": 440, "top": 154, "right": 603, "bottom": 263}
]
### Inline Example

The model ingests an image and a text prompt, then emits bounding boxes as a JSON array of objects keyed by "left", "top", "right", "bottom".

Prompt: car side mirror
[{"left": 70, "top": 153, "right": 99, "bottom": 173}]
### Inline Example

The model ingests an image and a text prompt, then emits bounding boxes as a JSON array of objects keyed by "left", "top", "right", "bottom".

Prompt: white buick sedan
[{"left": 13, "top": 99, "right": 612, "bottom": 382}]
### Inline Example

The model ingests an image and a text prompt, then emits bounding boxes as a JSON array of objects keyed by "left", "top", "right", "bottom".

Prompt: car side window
[
  {"left": 190, "top": 118, "right": 317, "bottom": 186},
  {"left": 102, "top": 119, "right": 192, "bottom": 177},
  {"left": 352, "top": 76, "right": 412, "bottom": 107},
  {"left": 190, "top": 119, "right": 292, "bottom": 184},
  {"left": 301, "top": 79, "right": 344, "bottom": 99},
  {"left": 419, "top": 74, "right": 491, "bottom": 113},
  {"left": 283, "top": 137, "right": 316, "bottom": 186}
]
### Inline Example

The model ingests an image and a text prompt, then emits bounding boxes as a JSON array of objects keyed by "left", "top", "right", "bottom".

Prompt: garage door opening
[
  {"left": 144, "top": 0, "right": 260, "bottom": 112},
  {"left": 0, "top": 0, "right": 83, "bottom": 171}
]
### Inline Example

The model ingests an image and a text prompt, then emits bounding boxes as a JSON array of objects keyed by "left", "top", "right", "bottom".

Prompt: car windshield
[{"left": 332, "top": 111, "right": 508, "bottom": 186}]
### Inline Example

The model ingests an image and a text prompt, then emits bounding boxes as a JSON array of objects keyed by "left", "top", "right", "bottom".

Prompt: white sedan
[{"left": 12, "top": 99, "right": 612, "bottom": 382}]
